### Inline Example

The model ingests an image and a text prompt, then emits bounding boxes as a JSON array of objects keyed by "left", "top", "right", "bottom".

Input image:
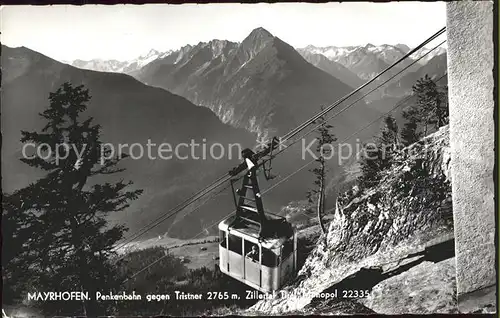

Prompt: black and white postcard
[{"left": 1, "top": 1, "right": 497, "bottom": 317}]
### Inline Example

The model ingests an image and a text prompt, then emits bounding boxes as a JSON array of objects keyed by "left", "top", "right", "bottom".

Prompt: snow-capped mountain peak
[
  {"left": 411, "top": 46, "right": 447, "bottom": 65},
  {"left": 140, "top": 49, "right": 160, "bottom": 59},
  {"left": 300, "top": 45, "right": 358, "bottom": 61},
  {"left": 69, "top": 48, "right": 172, "bottom": 74},
  {"left": 298, "top": 42, "right": 447, "bottom": 89},
  {"left": 134, "top": 49, "right": 171, "bottom": 69},
  {"left": 299, "top": 43, "right": 446, "bottom": 70}
]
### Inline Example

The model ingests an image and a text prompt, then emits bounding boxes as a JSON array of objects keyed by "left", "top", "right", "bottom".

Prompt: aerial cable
[
  {"left": 113, "top": 173, "right": 231, "bottom": 252},
  {"left": 117, "top": 182, "right": 232, "bottom": 261},
  {"left": 190, "top": 72, "right": 448, "bottom": 242},
  {"left": 115, "top": 27, "right": 446, "bottom": 252},
  {"left": 124, "top": 70, "right": 449, "bottom": 282},
  {"left": 123, "top": 157, "right": 316, "bottom": 283}
]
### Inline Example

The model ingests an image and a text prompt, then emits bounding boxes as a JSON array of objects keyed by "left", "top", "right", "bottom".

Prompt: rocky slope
[
  {"left": 360, "top": 257, "right": 457, "bottom": 314},
  {"left": 248, "top": 125, "right": 455, "bottom": 315}
]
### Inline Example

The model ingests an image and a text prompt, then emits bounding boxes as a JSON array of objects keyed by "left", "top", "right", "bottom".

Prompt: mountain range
[
  {"left": 133, "top": 27, "right": 380, "bottom": 138},
  {"left": 69, "top": 43, "right": 446, "bottom": 83},
  {"left": 68, "top": 40, "right": 447, "bottom": 106},
  {"left": 298, "top": 44, "right": 446, "bottom": 78},
  {"left": 3, "top": 27, "right": 447, "bottom": 239},
  {"left": 298, "top": 44, "right": 446, "bottom": 102},
  {"left": 67, "top": 49, "right": 172, "bottom": 74}
]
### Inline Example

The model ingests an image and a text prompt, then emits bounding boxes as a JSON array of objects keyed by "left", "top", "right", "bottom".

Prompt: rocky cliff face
[{"left": 249, "top": 125, "right": 453, "bottom": 314}]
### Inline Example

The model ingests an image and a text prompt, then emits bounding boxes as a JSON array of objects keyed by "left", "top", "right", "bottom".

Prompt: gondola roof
[{"left": 218, "top": 214, "right": 293, "bottom": 250}]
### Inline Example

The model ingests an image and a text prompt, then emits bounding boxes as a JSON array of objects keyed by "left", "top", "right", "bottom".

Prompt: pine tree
[
  {"left": 357, "top": 142, "right": 383, "bottom": 190},
  {"left": 377, "top": 115, "right": 400, "bottom": 167},
  {"left": 401, "top": 75, "right": 448, "bottom": 146},
  {"left": 357, "top": 115, "right": 400, "bottom": 190},
  {"left": 306, "top": 107, "right": 336, "bottom": 234},
  {"left": 6, "top": 83, "right": 143, "bottom": 315},
  {"left": 2, "top": 192, "right": 39, "bottom": 304},
  {"left": 434, "top": 83, "right": 449, "bottom": 128},
  {"left": 401, "top": 117, "right": 421, "bottom": 146}
]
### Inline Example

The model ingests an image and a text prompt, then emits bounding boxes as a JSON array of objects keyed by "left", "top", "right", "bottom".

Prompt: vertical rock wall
[{"left": 446, "top": 0, "right": 496, "bottom": 312}]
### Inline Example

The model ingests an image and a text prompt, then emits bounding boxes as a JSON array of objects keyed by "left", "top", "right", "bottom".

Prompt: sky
[{"left": 0, "top": 2, "right": 447, "bottom": 62}]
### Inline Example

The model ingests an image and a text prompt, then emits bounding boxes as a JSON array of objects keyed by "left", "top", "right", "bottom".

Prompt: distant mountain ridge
[
  {"left": 298, "top": 44, "right": 447, "bottom": 102},
  {"left": 63, "top": 38, "right": 447, "bottom": 107},
  {"left": 65, "top": 41, "right": 446, "bottom": 85},
  {"left": 130, "top": 28, "right": 388, "bottom": 217},
  {"left": 299, "top": 44, "right": 445, "bottom": 68},
  {"left": 70, "top": 49, "right": 172, "bottom": 74},
  {"left": 298, "top": 44, "right": 445, "bottom": 84},
  {"left": 297, "top": 50, "right": 364, "bottom": 89},
  {"left": 384, "top": 53, "right": 448, "bottom": 98}
]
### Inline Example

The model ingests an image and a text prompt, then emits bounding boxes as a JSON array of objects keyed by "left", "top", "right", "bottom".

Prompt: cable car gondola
[{"left": 218, "top": 143, "right": 297, "bottom": 293}]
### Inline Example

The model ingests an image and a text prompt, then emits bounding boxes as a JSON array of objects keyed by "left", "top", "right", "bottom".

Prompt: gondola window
[
  {"left": 244, "top": 240, "right": 259, "bottom": 262},
  {"left": 261, "top": 248, "right": 278, "bottom": 267},
  {"left": 228, "top": 233, "right": 242, "bottom": 255},
  {"left": 282, "top": 237, "right": 294, "bottom": 260},
  {"left": 219, "top": 230, "right": 227, "bottom": 248}
]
